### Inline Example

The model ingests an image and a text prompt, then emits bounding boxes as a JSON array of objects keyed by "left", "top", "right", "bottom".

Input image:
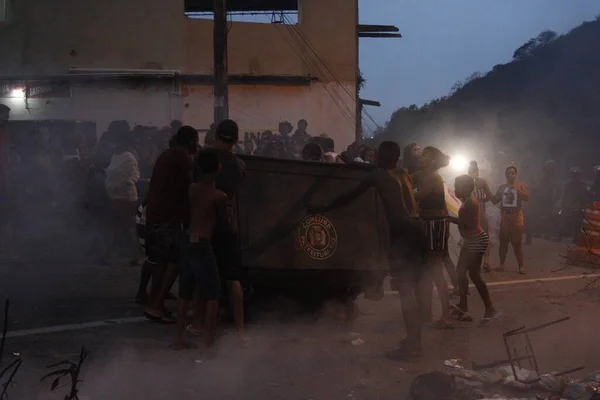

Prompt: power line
[
  {"left": 362, "top": 108, "right": 383, "bottom": 131},
  {"left": 279, "top": 23, "right": 353, "bottom": 118},
  {"left": 282, "top": 15, "right": 356, "bottom": 104},
  {"left": 280, "top": 15, "right": 360, "bottom": 136},
  {"left": 274, "top": 23, "right": 356, "bottom": 129}
]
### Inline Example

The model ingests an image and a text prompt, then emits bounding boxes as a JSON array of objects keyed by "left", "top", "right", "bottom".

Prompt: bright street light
[
  {"left": 450, "top": 154, "right": 468, "bottom": 172},
  {"left": 10, "top": 88, "right": 25, "bottom": 98}
]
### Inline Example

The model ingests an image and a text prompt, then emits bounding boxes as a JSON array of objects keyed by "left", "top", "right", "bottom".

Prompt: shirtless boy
[{"left": 173, "top": 149, "right": 227, "bottom": 350}]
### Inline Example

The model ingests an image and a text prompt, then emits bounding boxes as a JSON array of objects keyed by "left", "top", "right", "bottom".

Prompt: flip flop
[
  {"left": 451, "top": 305, "right": 473, "bottom": 322},
  {"left": 144, "top": 311, "right": 176, "bottom": 325},
  {"left": 186, "top": 325, "right": 204, "bottom": 337},
  {"left": 481, "top": 310, "right": 502, "bottom": 324}
]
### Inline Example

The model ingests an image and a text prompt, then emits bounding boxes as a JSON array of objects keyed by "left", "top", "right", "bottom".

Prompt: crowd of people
[
  {"left": 205, "top": 119, "right": 379, "bottom": 164},
  {"left": 131, "top": 122, "right": 546, "bottom": 358},
  {"left": 3, "top": 109, "right": 600, "bottom": 360},
  {"left": 311, "top": 140, "right": 599, "bottom": 360}
]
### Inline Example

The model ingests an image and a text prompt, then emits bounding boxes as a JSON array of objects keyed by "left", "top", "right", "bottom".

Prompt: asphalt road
[{"left": 1, "top": 238, "right": 599, "bottom": 399}]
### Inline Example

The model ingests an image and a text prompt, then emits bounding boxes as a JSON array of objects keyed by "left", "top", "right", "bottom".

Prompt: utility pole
[
  {"left": 356, "top": 23, "right": 401, "bottom": 140},
  {"left": 213, "top": 0, "right": 229, "bottom": 125},
  {"left": 354, "top": 0, "right": 361, "bottom": 142}
]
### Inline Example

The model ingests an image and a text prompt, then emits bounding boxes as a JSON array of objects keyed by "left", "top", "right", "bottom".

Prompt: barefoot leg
[{"left": 173, "top": 299, "right": 190, "bottom": 349}]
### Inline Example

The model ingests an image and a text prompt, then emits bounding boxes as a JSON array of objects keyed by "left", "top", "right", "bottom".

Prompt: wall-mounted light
[{"left": 10, "top": 88, "right": 25, "bottom": 98}]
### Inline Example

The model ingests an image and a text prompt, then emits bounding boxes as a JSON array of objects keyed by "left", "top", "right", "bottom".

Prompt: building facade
[{"left": 0, "top": 0, "right": 357, "bottom": 150}]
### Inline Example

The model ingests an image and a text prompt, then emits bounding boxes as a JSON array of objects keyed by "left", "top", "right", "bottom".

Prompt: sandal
[
  {"left": 144, "top": 310, "right": 176, "bottom": 324},
  {"left": 451, "top": 305, "right": 473, "bottom": 322},
  {"left": 186, "top": 325, "right": 204, "bottom": 337},
  {"left": 482, "top": 263, "right": 491, "bottom": 273},
  {"left": 482, "top": 309, "right": 500, "bottom": 323}
]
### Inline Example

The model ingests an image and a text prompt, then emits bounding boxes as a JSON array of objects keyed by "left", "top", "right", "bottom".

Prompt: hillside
[{"left": 378, "top": 17, "right": 600, "bottom": 173}]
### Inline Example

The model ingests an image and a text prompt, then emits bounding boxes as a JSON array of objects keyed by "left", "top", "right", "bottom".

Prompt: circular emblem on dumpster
[{"left": 297, "top": 215, "right": 338, "bottom": 260}]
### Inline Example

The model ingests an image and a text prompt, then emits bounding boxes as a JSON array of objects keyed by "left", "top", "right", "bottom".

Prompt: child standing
[
  {"left": 450, "top": 174, "right": 497, "bottom": 322},
  {"left": 173, "top": 149, "right": 227, "bottom": 350}
]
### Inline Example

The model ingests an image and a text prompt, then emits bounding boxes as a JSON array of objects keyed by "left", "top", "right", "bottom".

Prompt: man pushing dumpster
[{"left": 308, "top": 141, "right": 429, "bottom": 360}]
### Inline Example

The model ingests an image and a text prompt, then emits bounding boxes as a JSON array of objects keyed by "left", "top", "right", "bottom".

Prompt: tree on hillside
[
  {"left": 450, "top": 72, "right": 482, "bottom": 95},
  {"left": 450, "top": 80, "right": 464, "bottom": 95},
  {"left": 378, "top": 19, "right": 600, "bottom": 174},
  {"left": 513, "top": 30, "right": 557, "bottom": 60},
  {"left": 513, "top": 38, "right": 537, "bottom": 60},
  {"left": 537, "top": 30, "right": 558, "bottom": 46}
]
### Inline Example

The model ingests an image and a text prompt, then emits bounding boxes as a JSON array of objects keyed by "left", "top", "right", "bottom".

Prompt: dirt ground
[{"left": 1, "top": 238, "right": 600, "bottom": 399}]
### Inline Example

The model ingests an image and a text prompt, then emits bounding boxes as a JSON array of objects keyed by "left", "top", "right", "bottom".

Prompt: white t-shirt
[
  {"left": 104, "top": 151, "right": 140, "bottom": 202},
  {"left": 324, "top": 151, "right": 340, "bottom": 163}
]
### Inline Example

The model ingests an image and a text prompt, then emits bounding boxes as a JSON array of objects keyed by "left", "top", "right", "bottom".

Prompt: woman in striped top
[
  {"left": 448, "top": 175, "right": 497, "bottom": 322},
  {"left": 468, "top": 161, "right": 494, "bottom": 271}
]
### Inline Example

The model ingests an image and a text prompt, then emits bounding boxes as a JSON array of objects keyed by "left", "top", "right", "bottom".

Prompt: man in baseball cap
[
  {"left": 190, "top": 119, "right": 250, "bottom": 345},
  {"left": 215, "top": 119, "right": 239, "bottom": 144}
]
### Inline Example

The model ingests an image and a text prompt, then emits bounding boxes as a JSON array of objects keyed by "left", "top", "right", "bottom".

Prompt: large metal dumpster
[{"left": 235, "top": 155, "right": 390, "bottom": 306}]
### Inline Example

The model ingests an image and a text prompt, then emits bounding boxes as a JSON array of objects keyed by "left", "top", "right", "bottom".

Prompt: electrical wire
[
  {"left": 362, "top": 108, "right": 383, "bottom": 131},
  {"left": 275, "top": 27, "right": 355, "bottom": 128},
  {"left": 282, "top": 19, "right": 356, "bottom": 117},
  {"left": 282, "top": 15, "right": 357, "bottom": 104},
  {"left": 280, "top": 15, "right": 358, "bottom": 129},
  {"left": 283, "top": 18, "right": 384, "bottom": 134},
  {"left": 274, "top": 22, "right": 356, "bottom": 129}
]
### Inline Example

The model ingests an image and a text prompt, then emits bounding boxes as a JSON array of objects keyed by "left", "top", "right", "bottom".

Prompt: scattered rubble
[
  {"left": 432, "top": 318, "right": 595, "bottom": 399},
  {"left": 440, "top": 359, "right": 600, "bottom": 400}
]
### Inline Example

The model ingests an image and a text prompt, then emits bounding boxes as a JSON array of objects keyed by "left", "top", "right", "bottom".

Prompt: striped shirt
[{"left": 462, "top": 231, "right": 490, "bottom": 253}]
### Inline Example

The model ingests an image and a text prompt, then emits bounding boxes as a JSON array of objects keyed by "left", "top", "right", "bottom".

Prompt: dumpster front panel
[{"left": 236, "top": 157, "right": 389, "bottom": 272}]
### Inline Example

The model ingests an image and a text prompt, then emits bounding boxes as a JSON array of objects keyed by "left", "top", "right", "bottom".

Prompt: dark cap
[
  {"left": 107, "top": 120, "right": 131, "bottom": 135},
  {"left": 216, "top": 119, "right": 239, "bottom": 143}
]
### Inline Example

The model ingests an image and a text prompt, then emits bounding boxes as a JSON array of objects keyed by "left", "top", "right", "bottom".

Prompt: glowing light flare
[
  {"left": 450, "top": 154, "right": 469, "bottom": 172},
  {"left": 10, "top": 88, "right": 25, "bottom": 98}
]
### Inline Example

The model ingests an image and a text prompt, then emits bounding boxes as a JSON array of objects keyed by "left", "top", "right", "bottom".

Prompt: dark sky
[{"left": 358, "top": 0, "right": 600, "bottom": 132}]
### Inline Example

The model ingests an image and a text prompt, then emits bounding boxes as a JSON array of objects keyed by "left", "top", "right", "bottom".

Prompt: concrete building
[{"left": 0, "top": 0, "right": 357, "bottom": 150}]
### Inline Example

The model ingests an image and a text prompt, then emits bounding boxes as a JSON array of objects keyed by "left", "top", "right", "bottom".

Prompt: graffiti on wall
[
  {"left": 202, "top": 120, "right": 312, "bottom": 155},
  {"left": 241, "top": 130, "right": 275, "bottom": 145}
]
